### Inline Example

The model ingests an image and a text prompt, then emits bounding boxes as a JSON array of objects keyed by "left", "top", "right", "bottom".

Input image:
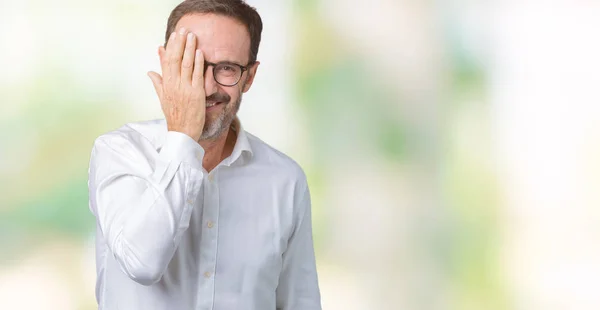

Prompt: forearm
[
  {"left": 276, "top": 183, "right": 322, "bottom": 309},
  {"left": 89, "top": 131, "right": 204, "bottom": 285}
]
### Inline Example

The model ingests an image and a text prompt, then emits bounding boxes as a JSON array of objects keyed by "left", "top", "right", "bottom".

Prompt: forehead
[{"left": 176, "top": 13, "right": 251, "bottom": 64}]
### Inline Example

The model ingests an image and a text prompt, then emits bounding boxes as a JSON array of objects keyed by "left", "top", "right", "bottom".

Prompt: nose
[{"left": 203, "top": 65, "right": 219, "bottom": 97}]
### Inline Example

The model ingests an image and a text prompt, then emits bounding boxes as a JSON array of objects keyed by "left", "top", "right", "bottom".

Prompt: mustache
[{"left": 206, "top": 92, "right": 230, "bottom": 103}]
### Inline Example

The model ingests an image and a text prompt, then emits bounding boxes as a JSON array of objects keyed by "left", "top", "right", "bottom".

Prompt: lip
[{"left": 206, "top": 102, "right": 223, "bottom": 112}]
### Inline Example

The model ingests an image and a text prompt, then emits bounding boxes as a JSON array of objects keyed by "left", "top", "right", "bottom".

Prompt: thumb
[{"left": 147, "top": 71, "right": 163, "bottom": 99}]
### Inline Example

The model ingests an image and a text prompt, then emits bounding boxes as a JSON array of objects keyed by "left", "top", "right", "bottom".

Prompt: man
[{"left": 87, "top": 1, "right": 321, "bottom": 309}]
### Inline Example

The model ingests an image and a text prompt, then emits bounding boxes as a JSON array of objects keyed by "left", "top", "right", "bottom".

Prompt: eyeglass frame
[{"left": 203, "top": 60, "right": 254, "bottom": 87}]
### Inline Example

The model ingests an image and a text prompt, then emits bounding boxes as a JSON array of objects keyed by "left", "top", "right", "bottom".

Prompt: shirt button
[
  {"left": 195, "top": 151, "right": 202, "bottom": 160},
  {"left": 204, "top": 271, "right": 212, "bottom": 278},
  {"left": 207, "top": 221, "right": 214, "bottom": 228},
  {"left": 186, "top": 199, "right": 194, "bottom": 205},
  {"left": 208, "top": 174, "right": 214, "bottom": 182}
]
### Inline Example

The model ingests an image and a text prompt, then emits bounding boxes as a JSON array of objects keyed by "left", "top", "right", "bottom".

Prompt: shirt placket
[{"left": 196, "top": 170, "right": 220, "bottom": 310}]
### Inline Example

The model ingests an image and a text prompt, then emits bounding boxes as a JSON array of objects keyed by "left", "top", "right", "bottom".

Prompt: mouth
[{"left": 206, "top": 101, "right": 224, "bottom": 111}]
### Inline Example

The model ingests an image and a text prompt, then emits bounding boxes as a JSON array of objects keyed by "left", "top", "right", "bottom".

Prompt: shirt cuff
[{"left": 159, "top": 131, "right": 204, "bottom": 170}]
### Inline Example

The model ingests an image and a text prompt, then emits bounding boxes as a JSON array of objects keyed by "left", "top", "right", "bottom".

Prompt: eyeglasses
[{"left": 204, "top": 61, "right": 252, "bottom": 87}]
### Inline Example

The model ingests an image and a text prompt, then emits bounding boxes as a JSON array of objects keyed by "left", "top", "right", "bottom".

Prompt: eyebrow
[{"left": 204, "top": 60, "right": 245, "bottom": 67}]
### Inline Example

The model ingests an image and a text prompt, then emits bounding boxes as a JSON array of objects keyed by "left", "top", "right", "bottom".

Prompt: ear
[{"left": 242, "top": 61, "right": 260, "bottom": 93}]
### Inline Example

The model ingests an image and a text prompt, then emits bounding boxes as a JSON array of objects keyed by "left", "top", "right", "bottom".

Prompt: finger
[
  {"left": 158, "top": 45, "right": 166, "bottom": 63},
  {"left": 181, "top": 32, "right": 196, "bottom": 83},
  {"left": 157, "top": 45, "right": 167, "bottom": 75},
  {"left": 161, "top": 33, "right": 175, "bottom": 83},
  {"left": 191, "top": 49, "right": 205, "bottom": 89},
  {"left": 167, "top": 27, "right": 188, "bottom": 83},
  {"left": 147, "top": 71, "right": 163, "bottom": 99}
]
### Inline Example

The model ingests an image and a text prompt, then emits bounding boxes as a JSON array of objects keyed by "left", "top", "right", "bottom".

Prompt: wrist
[{"left": 167, "top": 125, "right": 201, "bottom": 142}]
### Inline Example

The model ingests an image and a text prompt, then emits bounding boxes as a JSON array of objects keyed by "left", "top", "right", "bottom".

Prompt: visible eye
[{"left": 221, "top": 65, "right": 235, "bottom": 72}]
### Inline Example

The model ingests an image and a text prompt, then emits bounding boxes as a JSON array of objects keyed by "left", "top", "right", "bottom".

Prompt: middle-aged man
[{"left": 87, "top": 1, "right": 322, "bottom": 309}]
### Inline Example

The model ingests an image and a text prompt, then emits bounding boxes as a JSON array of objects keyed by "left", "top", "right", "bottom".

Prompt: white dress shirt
[{"left": 87, "top": 118, "right": 321, "bottom": 310}]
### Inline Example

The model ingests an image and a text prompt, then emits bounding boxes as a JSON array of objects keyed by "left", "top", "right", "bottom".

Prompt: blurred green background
[{"left": 1, "top": 0, "right": 600, "bottom": 309}]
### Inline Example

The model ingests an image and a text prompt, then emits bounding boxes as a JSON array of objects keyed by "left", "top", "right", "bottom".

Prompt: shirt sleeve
[
  {"left": 88, "top": 131, "right": 205, "bottom": 286},
  {"left": 275, "top": 180, "right": 322, "bottom": 310}
]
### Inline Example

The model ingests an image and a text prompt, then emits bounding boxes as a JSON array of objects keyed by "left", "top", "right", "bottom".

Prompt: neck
[{"left": 199, "top": 127, "right": 236, "bottom": 173}]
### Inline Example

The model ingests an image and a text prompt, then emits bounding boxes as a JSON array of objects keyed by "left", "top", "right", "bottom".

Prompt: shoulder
[
  {"left": 243, "top": 132, "right": 312, "bottom": 223},
  {"left": 245, "top": 132, "right": 308, "bottom": 188},
  {"left": 93, "top": 119, "right": 166, "bottom": 149},
  {"left": 92, "top": 119, "right": 167, "bottom": 160}
]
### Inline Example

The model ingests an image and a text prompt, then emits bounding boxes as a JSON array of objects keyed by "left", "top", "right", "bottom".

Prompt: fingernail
[
  {"left": 187, "top": 32, "right": 194, "bottom": 41},
  {"left": 179, "top": 27, "right": 186, "bottom": 35},
  {"left": 170, "top": 32, "right": 176, "bottom": 40}
]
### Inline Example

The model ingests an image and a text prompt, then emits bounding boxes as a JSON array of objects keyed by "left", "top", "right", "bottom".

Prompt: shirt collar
[
  {"left": 223, "top": 116, "right": 253, "bottom": 166},
  {"left": 155, "top": 117, "right": 252, "bottom": 166}
]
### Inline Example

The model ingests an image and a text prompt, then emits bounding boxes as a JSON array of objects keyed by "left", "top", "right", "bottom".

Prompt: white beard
[{"left": 199, "top": 95, "right": 242, "bottom": 141}]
